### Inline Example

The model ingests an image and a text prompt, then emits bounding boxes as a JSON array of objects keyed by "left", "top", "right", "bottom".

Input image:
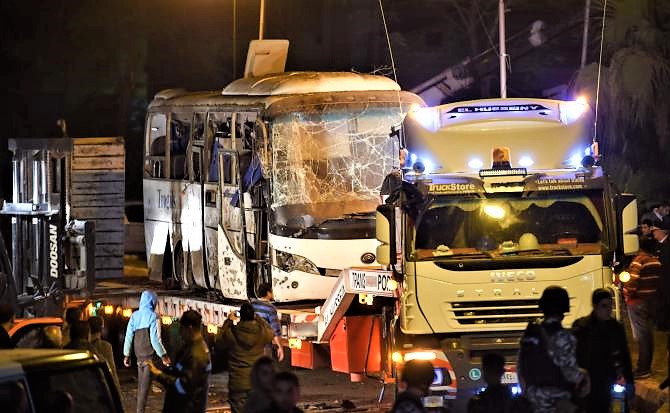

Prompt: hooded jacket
[
  {"left": 219, "top": 315, "right": 274, "bottom": 393},
  {"left": 123, "top": 290, "right": 167, "bottom": 358}
]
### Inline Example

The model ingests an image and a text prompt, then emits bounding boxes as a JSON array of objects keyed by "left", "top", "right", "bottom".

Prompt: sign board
[
  {"left": 244, "top": 39, "right": 289, "bottom": 78},
  {"left": 345, "top": 268, "right": 395, "bottom": 297}
]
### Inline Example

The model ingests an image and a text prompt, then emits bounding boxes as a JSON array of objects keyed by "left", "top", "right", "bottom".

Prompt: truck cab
[{"left": 376, "top": 98, "right": 639, "bottom": 410}]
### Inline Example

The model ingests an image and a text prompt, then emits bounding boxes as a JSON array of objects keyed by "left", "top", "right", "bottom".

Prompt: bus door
[
  {"left": 187, "top": 138, "right": 209, "bottom": 289},
  {"left": 217, "top": 147, "right": 251, "bottom": 300}
]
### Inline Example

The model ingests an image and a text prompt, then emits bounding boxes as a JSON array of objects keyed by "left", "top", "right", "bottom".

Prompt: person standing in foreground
[
  {"left": 260, "top": 371, "right": 303, "bottom": 413},
  {"left": 467, "top": 353, "right": 524, "bottom": 413},
  {"left": 149, "top": 310, "right": 211, "bottom": 413},
  {"left": 123, "top": 290, "right": 171, "bottom": 413},
  {"left": 390, "top": 359, "right": 435, "bottom": 413},
  {"left": 572, "top": 289, "right": 634, "bottom": 412},
  {"left": 219, "top": 302, "right": 274, "bottom": 413},
  {"left": 243, "top": 356, "right": 277, "bottom": 413},
  {"left": 518, "top": 286, "right": 589, "bottom": 413},
  {"left": 250, "top": 283, "right": 284, "bottom": 362},
  {"left": 89, "top": 316, "right": 120, "bottom": 390}
]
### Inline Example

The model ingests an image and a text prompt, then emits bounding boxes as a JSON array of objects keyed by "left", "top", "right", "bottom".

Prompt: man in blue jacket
[{"left": 123, "top": 290, "right": 171, "bottom": 413}]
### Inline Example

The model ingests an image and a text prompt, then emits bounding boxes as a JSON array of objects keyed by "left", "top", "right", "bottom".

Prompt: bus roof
[
  {"left": 221, "top": 71, "right": 401, "bottom": 96},
  {"left": 148, "top": 72, "right": 418, "bottom": 113}
]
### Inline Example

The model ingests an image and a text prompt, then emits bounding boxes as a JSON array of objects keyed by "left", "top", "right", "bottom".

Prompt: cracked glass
[{"left": 270, "top": 103, "right": 405, "bottom": 238}]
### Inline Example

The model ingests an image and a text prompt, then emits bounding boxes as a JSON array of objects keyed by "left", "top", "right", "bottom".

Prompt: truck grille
[{"left": 450, "top": 299, "right": 541, "bottom": 325}]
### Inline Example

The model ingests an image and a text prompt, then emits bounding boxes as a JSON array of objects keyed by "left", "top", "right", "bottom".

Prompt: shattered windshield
[
  {"left": 411, "top": 192, "right": 606, "bottom": 260},
  {"left": 270, "top": 103, "right": 405, "bottom": 238}
]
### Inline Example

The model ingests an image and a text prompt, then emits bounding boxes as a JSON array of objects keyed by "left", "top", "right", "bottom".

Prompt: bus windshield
[
  {"left": 270, "top": 103, "right": 404, "bottom": 238},
  {"left": 411, "top": 191, "right": 607, "bottom": 260}
]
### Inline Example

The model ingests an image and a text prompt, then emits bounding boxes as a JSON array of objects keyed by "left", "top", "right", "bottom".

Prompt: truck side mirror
[
  {"left": 615, "top": 194, "right": 639, "bottom": 255},
  {"left": 376, "top": 204, "right": 396, "bottom": 266}
]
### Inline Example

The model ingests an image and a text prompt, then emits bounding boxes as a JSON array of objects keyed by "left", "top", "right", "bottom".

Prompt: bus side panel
[
  {"left": 143, "top": 178, "right": 174, "bottom": 282},
  {"left": 217, "top": 224, "right": 248, "bottom": 299},
  {"left": 182, "top": 182, "right": 207, "bottom": 288},
  {"left": 204, "top": 183, "right": 221, "bottom": 289},
  {"left": 217, "top": 184, "right": 249, "bottom": 300}
]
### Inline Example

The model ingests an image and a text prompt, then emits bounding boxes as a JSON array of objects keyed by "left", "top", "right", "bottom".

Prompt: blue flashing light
[
  {"left": 511, "top": 384, "right": 522, "bottom": 396},
  {"left": 432, "top": 368, "right": 444, "bottom": 386},
  {"left": 612, "top": 383, "right": 626, "bottom": 394},
  {"left": 410, "top": 153, "right": 418, "bottom": 163},
  {"left": 567, "top": 153, "right": 582, "bottom": 168}
]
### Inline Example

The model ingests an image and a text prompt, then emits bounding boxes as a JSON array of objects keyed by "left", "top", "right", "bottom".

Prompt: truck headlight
[
  {"left": 273, "top": 249, "right": 320, "bottom": 275},
  {"left": 618, "top": 271, "right": 631, "bottom": 283}
]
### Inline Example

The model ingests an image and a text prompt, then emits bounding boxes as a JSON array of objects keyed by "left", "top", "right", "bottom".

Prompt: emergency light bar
[{"left": 479, "top": 168, "right": 527, "bottom": 178}]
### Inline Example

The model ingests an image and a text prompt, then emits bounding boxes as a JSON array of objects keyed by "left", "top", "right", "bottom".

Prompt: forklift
[{"left": 0, "top": 138, "right": 95, "bottom": 316}]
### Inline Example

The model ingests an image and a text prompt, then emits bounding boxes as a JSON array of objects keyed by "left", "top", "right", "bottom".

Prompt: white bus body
[{"left": 143, "top": 72, "right": 423, "bottom": 302}]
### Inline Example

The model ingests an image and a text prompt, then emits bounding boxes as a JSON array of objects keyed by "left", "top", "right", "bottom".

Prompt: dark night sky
[{"left": 0, "top": 0, "right": 588, "bottom": 201}]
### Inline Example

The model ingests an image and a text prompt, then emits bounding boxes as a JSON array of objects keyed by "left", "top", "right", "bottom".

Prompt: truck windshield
[
  {"left": 270, "top": 104, "right": 404, "bottom": 238},
  {"left": 411, "top": 192, "right": 606, "bottom": 260}
]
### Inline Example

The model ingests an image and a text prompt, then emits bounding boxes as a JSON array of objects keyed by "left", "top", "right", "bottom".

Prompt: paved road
[{"left": 118, "top": 364, "right": 390, "bottom": 412}]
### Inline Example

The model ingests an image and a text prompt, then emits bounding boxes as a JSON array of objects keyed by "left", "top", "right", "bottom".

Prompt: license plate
[
  {"left": 423, "top": 396, "right": 444, "bottom": 408},
  {"left": 501, "top": 371, "right": 518, "bottom": 384}
]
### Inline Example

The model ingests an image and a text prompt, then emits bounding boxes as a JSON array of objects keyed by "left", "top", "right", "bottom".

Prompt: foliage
[{"left": 571, "top": 0, "right": 670, "bottom": 202}]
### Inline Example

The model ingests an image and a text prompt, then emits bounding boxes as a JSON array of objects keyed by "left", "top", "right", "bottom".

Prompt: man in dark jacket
[
  {"left": 572, "top": 289, "right": 634, "bottom": 412},
  {"left": 467, "top": 353, "right": 524, "bottom": 413},
  {"left": 64, "top": 321, "right": 99, "bottom": 354},
  {"left": 518, "top": 286, "right": 589, "bottom": 412},
  {"left": 390, "top": 359, "right": 435, "bottom": 413},
  {"left": 260, "top": 371, "right": 304, "bottom": 413},
  {"left": 219, "top": 302, "right": 274, "bottom": 413},
  {"left": 150, "top": 310, "right": 211, "bottom": 413}
]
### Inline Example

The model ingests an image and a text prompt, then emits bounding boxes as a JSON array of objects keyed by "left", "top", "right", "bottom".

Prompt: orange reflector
[
  {"left": 161, "top": 316, "right": 173, "bottom": 325},
  {"left": 207, "top": 324, "right": 218, "bottom": 335},
  {"left": 491, "top": 147, "right": 511, "bottom": 169},
  {"left": 122, "top": 308, "right": 132, "bottom": 318},
  {"left": 103, "top": 305, "right": 114, "bottom": 316}
]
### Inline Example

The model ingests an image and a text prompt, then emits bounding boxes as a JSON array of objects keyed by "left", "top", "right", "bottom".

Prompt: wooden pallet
[{"left": 69, "top": 137, "right": 125, "bottom": 279}]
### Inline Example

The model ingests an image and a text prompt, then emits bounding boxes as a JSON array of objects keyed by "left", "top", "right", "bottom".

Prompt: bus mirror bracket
[{"left": 376, "top": 204, "right": 396, "bottom": 267}]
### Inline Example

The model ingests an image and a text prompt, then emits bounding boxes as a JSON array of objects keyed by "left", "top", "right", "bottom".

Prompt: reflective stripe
[{"left": 175, "top": 378, "right": 186, "bottom": 395}]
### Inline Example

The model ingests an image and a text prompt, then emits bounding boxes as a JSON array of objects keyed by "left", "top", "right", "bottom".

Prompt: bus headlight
[{"left": 273, "top": 250, "right": 320, "bottom": 275}]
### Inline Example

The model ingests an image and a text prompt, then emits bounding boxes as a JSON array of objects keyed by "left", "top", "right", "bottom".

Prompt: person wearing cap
[
  {"left": 641, "top": 202, "right": 670, "bottom": 227},
  {"left": 572, "top": 289, "right": 634, "bottom": 411},
  {"left": 650, "top": 219, "right": 670, "bottom": 390},
  {"left": 518, "top": 286, "right": 589, "bottom": 412}
]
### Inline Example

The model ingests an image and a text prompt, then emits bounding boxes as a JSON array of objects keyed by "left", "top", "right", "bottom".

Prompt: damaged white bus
[{"left": 143, "top": 70, "right": 422, "bottom": 301}]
